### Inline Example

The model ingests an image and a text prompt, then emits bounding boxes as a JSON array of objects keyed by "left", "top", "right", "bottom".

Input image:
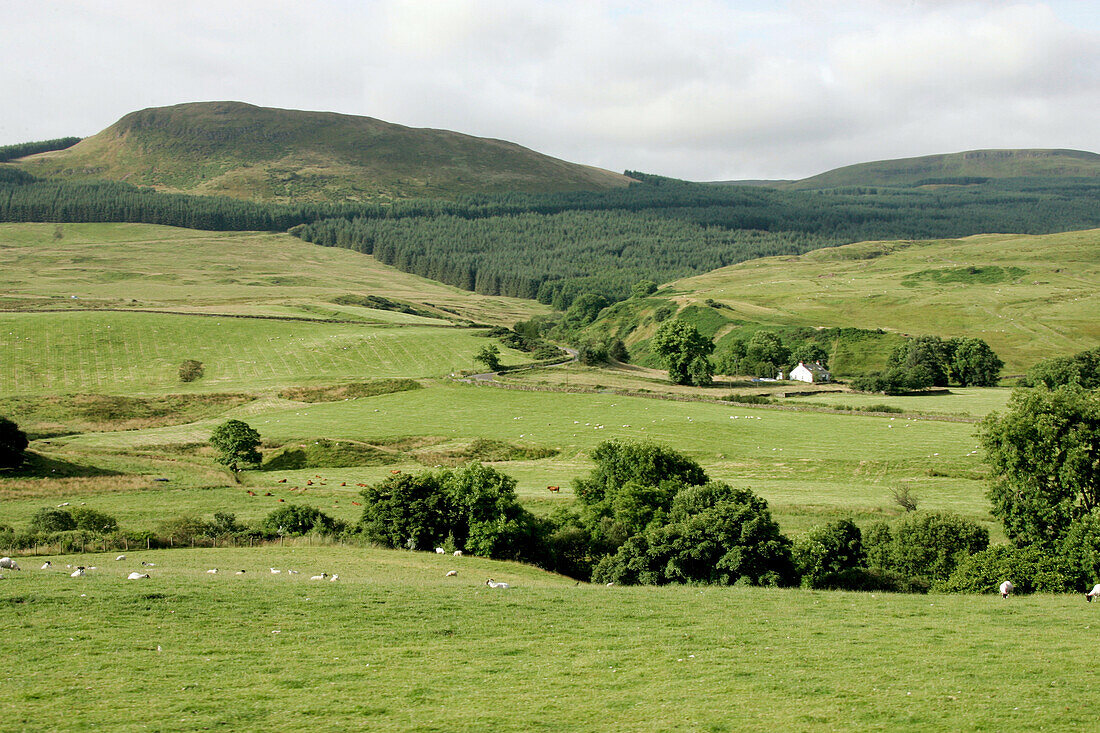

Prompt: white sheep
[
  {"left": 127, "top": 572, "right": 150, "bottom": 580},
  {"left": 115, "top": 555, "right": 126, "bottom": 561},
  {"left": 70, "top": 567, "right": 85, "bottom": 577},
  {"left": 206, "top": 569, "right": 218, "bottom": 574},
  {"left": 329, "top": 574, "right": 339, "bottom": 582},
  {"left": 41, "top": 561, "right": 51, "bottom": 570},
  {"left": 270, "top": 568, "right": 281, "bottom": 574},
  {"left": 235, "top": 570, "right": 246, "bottom": 575},
  {"left": 999, "top": 580, "right": 1014, "bottom": 598},
  {"left": 434, "top": 547, "right": 446, "bottom": 554},
  {"left": 141, "top": 562, "right": 156, "bottom": 567},
  {"left": 485, "top": 578, "right": 510, "bottom": 589},
  {"left": 445, "top": 570, "right": 457, "bottom": 577},
  {"left": 1086, "top": 584, "right": 1100, "bottom": 602},
  {"left": 310, "top": 573, "right": 329, "bottom": 581},
  {"left": 287, "top": 569, "right": 299, "bottom": 575},
  {"left": 0, "top": 557, "right": 20, "bottom": 571},
  {"left": 453, "top": 550, "right": 463, "bottom": 557}
]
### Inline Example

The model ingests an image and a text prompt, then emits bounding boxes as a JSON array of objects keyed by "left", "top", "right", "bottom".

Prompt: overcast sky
[{"left": 2, "top": 0, "right": 1096, "bottom": 180}]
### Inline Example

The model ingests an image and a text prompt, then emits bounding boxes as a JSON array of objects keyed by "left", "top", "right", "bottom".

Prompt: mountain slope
[
  {"left": 583, "top": 229, "right": 1100, "bottom": 374},
  {"left": 784, "top": 149, "right": 1100, "bottom": 190},
  {"left": 15, "top": 101, "right": 633, "bottom": 202},
  {"left": 667, "top": 228, "right": 1100, "bottom": 371}
]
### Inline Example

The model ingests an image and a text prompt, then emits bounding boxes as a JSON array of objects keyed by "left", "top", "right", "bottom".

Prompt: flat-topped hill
[{"left": 14, "top": 101, "right": 633, "bottom": 202}]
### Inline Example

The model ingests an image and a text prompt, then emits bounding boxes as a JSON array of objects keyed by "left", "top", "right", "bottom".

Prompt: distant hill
[
  {"left": 582, "top": 229, "right": 1100, "bottom": 375},
  {"left": 784, "top": 149, "right": 1100, "bottom": 190},
  {"left": 14, "top": 101, "right": 633, "bottom": 202}
]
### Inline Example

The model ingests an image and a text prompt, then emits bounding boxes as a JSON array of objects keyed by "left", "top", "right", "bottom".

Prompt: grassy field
[
  {"left": 0, "top": 311, "right": 533, "bottom": 395},
  {"left": 0, "top": 222, "right": 548, "bottom": 326},
  {"left": 781, "top": 387, "right": 1014, "bottom": 418},
  {"left": 2, "top": 545, "right": 1097, "bottom": 732},
  {"left": 660, "top": 229, "right": 1100, "bottom": 373},
  {"left": 3, "top": 382, "right": 993, "bottom": 537}
]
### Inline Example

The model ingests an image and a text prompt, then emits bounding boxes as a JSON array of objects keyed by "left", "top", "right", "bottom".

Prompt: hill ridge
[{"left": 16, "top": 101, "right": 633, "bottom": 202}]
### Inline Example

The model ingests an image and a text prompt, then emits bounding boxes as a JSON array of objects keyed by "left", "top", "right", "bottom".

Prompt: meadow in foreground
[{"left": 1, "top": 546, "right": 1095, "bottom": 732}]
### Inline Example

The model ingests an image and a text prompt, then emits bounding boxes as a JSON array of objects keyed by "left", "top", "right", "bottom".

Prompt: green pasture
[
  {"left": 1, "top": 546, "right": 1096, "bottom": 732},
  {"left": 7, "top": 383, "right": 992, "bottom": 535},
  {"left": 0, "top": 222, "right": 548, "bottom": 325},
  {"left": 0, "top": 312, "right": 532, "bottom": 395},
  {"left": 667, "top": 229, "right": 1100, "bottom": 372},
  {"left": 782, "top": 387, "right": 1014, "bottom": 418}
]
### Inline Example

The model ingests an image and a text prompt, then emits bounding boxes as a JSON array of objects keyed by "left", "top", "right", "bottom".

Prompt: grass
[
  {"left": 662, "top": 229, "right": 1100, "bottom": 372},
  {"left": 2, "top": 382, "right": 993, "bottom": 536},
  {"left": 782, "top": 387, "right": 1014, "bottom": 418},
  {"left": 1, "top": 545, "right": 1097, "bottom": 731},
  {"left": 0, "top": 311, "right": 533, "bottom": 395},
  {"left": 0, "top": 222, "right": 548, "bottom": 326}
]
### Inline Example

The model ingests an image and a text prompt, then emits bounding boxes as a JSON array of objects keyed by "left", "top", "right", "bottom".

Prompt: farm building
[{"left": 789, "top": 361, "right": 830, "bottom": 383}]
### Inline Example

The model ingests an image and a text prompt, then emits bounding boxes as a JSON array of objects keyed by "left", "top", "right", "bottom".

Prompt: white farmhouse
[{"left": 788, "top": 361, "right": 830, "bottom": 383}]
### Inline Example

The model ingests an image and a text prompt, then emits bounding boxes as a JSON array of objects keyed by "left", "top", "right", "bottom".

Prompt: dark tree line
[
  {"left": 0, "top": 137, "right": 82, "bottom": 163},
  {"left": 2, "top": 166, "right": 1098, "bottom": 309}
]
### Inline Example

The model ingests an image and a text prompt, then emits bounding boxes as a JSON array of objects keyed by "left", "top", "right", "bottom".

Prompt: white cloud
[{"left": 0, "top": 0, "right": 1095, "bottom": 180}]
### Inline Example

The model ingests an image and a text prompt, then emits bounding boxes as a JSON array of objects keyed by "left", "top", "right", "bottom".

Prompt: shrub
[
  {"left": 938, "top": 545, "right": 1073, "bottom": 594},
  {"left": 29, "top": 507, "right": 75, "bottom": 533},
  {"left": 574, "top": 440, "right": 708, "bottom": 511},
  {"left": 70, "top": 507, "right": 119, "bottom": 534},
  {"left": 865, "top": 512, "right": 989, "bottom": 585},
  {"left": 263, "top": 505, "right": 338, "bottom": 536},
  {"left": 178, "top": 359, "right": 204, "bottom": 382},
  {"left": 359, "top": 464, "right": 541, "bottom": 561},
  {"left": 0, "top": 415, "right": 29, "bottom": 470},
  {"left": 1058, "top": 509, "right": 1100, "bottom": 590},
  {"left": 156, "top": 514, "right": 212, "bottom": 543},
  {"left": 794, "top": 519, "right": 865, "bottom": 588},
  {"left": 592, "top": 482, "right": 795, "bottom": 587}
]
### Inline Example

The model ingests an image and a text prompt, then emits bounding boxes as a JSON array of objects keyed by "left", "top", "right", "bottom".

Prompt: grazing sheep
[
  {"left": 0, "top": 557, "right": 21, "bottom": 571},
  {"left": 41, "top": 561, "right": 52, "bottom": 570},
  {"left": 453, "top": 550, "right": 463, "bottom": 557},
  {"left": 115, "top": 555, "right": 126, "bottom": 561},
  {"left": 330, "top": 574, "right": 339, "bottom": 582},
  {"left": 141, "top": 562, "right": 156, "bottom": 567},
  {"left": 310, "top": 573, "right": 329, "bottom": 581},
  {"left": 57, "top": 502, "right": 70, "bottom": 507},
  {"left": 235, "top": 570, "right": 246, "bottom": 575},
  {"left": 434, "top": 547, "right": 446, "bottom": 554},
  {"left": 445, "top": 570, "right": 457, "bottom": 577},
  {"left": 485, "top": 578, "right": 510, "bottom": 589},
  {"left": 287, "top": 569, "right": 299, "bottom": 575},
  {"left": 206, "top": 569, "right": 218, "bottom": 574},
  {"left": 127, "top": 572, "right": 150, "bottom": 580},
  {"left": 270, "top": 568, "right": 281, "bottom": 574},
  {"left": 1087, "top": 584, "right": 1100, "bottom": 602},
  {"left": 71, "top": 567, "right": 85, "bottom": 577},
  {"left": 1000, "top": 580, "right": 1014, "bottom": 599}
]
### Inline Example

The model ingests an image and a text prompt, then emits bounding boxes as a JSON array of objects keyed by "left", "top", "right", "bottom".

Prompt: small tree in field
[
  {"left": 0, "top": 416, "right": 29, "bottom": 470},
  {"left": 209, "top": 419, "right": 262, "bottom": 473},
  {"left": 652, "top": 320, "right": 714, "bottom": 386},
  {"left": 475, "top": 344, "right": 501, "bottom": 371},
  {"left": 980, "top": 385, "right": 1100, "bottom": 547}
]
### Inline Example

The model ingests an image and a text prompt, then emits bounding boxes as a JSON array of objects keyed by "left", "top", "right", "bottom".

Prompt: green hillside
[
  {"left": 785, "top": 148, "right": 1100, "bottom": 190},
  {"left": 13, "top": 101, "right": 632, "bottom": 202},
  {"left": 588, "top": 229, "right": 1100, "bottom": 374}
]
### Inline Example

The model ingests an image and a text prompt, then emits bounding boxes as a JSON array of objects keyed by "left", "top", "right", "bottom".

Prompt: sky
[{"left": 2, "top": 0, "right": 1097, "bottom": 180}]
